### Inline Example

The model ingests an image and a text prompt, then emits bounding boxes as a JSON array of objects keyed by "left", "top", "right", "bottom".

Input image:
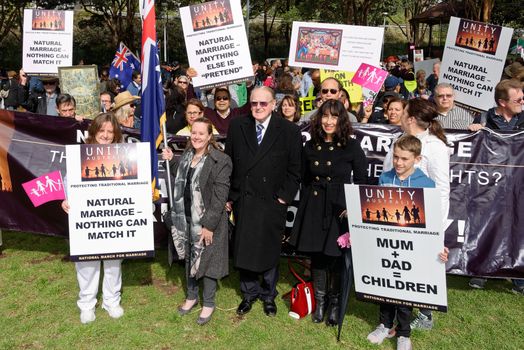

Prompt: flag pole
[{"left": 162, "top": 121, "right": 173, "bottom": 209}]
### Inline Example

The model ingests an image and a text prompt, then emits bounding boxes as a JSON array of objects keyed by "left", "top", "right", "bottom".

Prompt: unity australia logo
[
  {"left": 359, "top": 185, "right": 427, "bottom": 228},
  {"left": 80, "top": 143, "right": 138, "bottom": 182},
  {"left": 32, "top": 10, "right": 65, "bottom": 32},
  {"left": 190, "top": 0, "right": 233, "bottom": 32},
  {"left": 454, "top": 18, "right": 501, "bottom": 56}
]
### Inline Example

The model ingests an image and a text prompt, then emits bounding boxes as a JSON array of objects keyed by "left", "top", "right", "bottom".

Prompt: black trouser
[
  {"left": 379, "top": 304, "right": 412, "bottom": 338},
  {"left": 239, "top": 266, "right": 279, "bottom": 302}
]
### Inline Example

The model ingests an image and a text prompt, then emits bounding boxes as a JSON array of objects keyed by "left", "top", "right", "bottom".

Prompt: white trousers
[{"left": 75, "top": 259, "right": 122, "bottom": 311}]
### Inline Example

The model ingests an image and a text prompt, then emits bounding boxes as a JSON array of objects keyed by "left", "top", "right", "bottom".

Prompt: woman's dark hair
[
  {"left": 386, "top": 97, "right": 407, "bottom": 111},
  {"left": 186, "top": 117, "right": 221, "bottom": 152},
  {"left": 277, "top": 73, "right": 294, "bottom": 91},
  {"left": 277, "top": 95, "right": 301, "bottom": 123},
  {"left": 340, "top": 88, "right": 352, "bottom": 111},
  {"left": 106, "top": 78, "right": 121, "bottom": 95},
  {"left": 406, "top": 98, "right": 448, "bottom": 145},
  {"left": 86, "top": 113, "right": 123, "bottom": 144},
  {"left": 310, "top": 99, "right": 353, "bottom": 145}
]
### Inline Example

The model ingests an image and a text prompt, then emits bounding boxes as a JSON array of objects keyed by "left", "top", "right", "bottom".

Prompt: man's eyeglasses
[
  {"left": 215, "top": 96, "right": 229, "bottom": 101},
  {"left": 250, "top": 101, "right": 270, "bottom": 108},
  {"left": 43, "top": 81, "right": 56, "bottom": 86},
  {"left": 321, "top": 88, "right": 338, "bottom": 95},
  {"left": 507, "top": 97, "right": 524, "bottom": 104}
]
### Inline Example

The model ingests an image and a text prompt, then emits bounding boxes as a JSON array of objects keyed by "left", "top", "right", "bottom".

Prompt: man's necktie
[{"left": 256, "top": 124, "right": 264, "bottom": 145}]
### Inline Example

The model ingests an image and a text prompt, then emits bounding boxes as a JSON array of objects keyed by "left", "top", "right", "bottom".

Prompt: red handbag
[{"left": 288, "top": 261, "right": 316, "bottom": 319}]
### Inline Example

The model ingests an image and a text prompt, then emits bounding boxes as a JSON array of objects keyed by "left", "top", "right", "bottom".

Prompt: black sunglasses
[
  {"left": 215, "top": 96, "right": 229, "bottom": 101},
  {"left": 321, "top": 88, "right": 338, "bottom": 94}
]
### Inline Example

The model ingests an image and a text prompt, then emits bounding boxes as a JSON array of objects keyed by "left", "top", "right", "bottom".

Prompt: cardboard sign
[
  {"left": 65, "top": 143, "right": 154, "bottom": 261},
  {"left": 179, "top": 0, "right": 253, "bottom": 89},
  {"left": 345, "top": 184, "right": 448, "bottom": 311},
  {"left": 22, "top": 9, "right": 74, "bottom": 75},
  {"left": 439, "top": 17, "right": 513, "bottom": 111},
  {"left": 289, "top": 22, "right": 383, "bottom": 72}
]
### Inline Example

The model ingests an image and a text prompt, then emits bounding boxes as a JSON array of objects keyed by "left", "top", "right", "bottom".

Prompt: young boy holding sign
[{"left": 366, "top": 135, "right": 448, "bottom": 350}]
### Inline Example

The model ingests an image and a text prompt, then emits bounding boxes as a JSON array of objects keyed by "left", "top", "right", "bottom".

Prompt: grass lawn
[{"left": 1, "top": 230, "right": 522, "bottom": 350}]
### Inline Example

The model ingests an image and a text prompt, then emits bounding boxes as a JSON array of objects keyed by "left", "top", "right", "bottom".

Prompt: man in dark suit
[{"left": 225, "top": 86, "right": 302, "bottom": 316}]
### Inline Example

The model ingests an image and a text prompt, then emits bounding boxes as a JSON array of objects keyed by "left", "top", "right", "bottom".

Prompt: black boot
[
  {"left": 311, "top": 268, "right": 327, "bottom": 323},
  {"left": 326, "top": 271, "right": 341, "bottom": 327}
]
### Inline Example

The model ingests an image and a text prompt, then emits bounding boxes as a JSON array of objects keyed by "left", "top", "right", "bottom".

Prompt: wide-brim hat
[
  {"left": 504, "top": 62, "right": 523, "bottom": 78},
  {"left": 40, "top": 76, "right": 59, "bottom": 83},
  {"left": 111, "top": 91, "right": 140, "bottom": 111}
]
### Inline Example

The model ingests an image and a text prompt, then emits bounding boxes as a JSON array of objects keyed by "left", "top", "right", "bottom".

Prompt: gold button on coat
[
  {"left": 326, "top": 161, "right": 331, "bottom": 166},
  {"left": 313, "top": 191, "right": 318, "bottom": 196},
  {"left": 314, "top": 161, "right": 319, "bottom": 166}
]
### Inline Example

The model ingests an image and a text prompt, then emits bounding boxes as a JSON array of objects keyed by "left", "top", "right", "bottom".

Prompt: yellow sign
[{"left": 320, "top": 69, "right": 363, "bottom": 102}]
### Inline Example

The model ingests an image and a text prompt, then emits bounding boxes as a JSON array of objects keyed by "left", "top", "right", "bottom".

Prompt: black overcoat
[
  {"left": 225, "top": 114, "right": 302, "bottom": 272},
  {"left": 289, "top": 139, "right": 367, "bottom": 256}
]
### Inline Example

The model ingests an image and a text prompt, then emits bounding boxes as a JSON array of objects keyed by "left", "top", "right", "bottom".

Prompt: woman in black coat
[{"left": 290, "top": 99, "right": 367, "bottom": 326}]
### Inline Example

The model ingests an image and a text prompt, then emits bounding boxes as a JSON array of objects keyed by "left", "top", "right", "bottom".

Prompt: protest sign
[
  {"left": 179, "top": 0, "right": 253, "bottom": 89},
  {"left": 58, "top": 66, "right": 100, "bottom": 119},
  {"left": 65, "top": 142, "right": 154, "bottom": 261},
  {"left": 345, "top": 184, "right": 448, "bottom": 311},
  {"left": 351, "top": 64, "right": 388, "bottom": 106},
  {"left": 414, "top": 58, "right": 440, "bottom": 80},
  {"left": 413, "top": 49, "right": 424, "bottom": 62},
  {"left": 320, "top": 69, "right": 363, "bottom": 102},
  {"left": 299, "top": 95, "right": 316, "bottom": 116},
  {"left": 22, "top": 9, "right": 74, "bottom": 75},
  {"left": 288, "top": 22, "right": 383, "bottom": 72},
  {"left": 22, "top": 170, "right": 65, "bottom": 207},
  {"left": 439, "top": 17, "right": 513, "bottom": 111}
]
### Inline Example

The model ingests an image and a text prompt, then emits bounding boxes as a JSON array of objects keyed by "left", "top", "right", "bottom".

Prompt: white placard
[
  {"left": 439, "top": 17, "right": 513, "bottom": 111},
  {"left": 22, "top": 9, "right": 74, "bottom": 75},
  {"left": 179, "top": 0, "right": 253, "bottom": 89},
  {"left": 414, "top": 58, "right": 440, "bottom": 80},
  {"left": 288, "top": 21, "right": 383, "bottom": 72},
  {"left": 66, "top": 143, "right": 154, "bottom": 261},
  {"left": 345, "top": 184, "right": 448, "bottom": 312}
]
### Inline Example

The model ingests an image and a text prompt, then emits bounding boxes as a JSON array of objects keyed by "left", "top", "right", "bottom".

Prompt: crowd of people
[{"left": 2, "top": 52, "right": 523, "bottom": 350}]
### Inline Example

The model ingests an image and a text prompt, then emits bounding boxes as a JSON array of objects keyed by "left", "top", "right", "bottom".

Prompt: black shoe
[
  {"left": 325, "top": 298, "right": 339, "bottom": 327},
  {"left": 237, "top": 298, "right": 255, "bottom": 315},
  {"left": 312, "top": 298, "right": 326, "bottom": 323},
  {"left": 262, "top": 300, "right": 277, "bottom": 317}
]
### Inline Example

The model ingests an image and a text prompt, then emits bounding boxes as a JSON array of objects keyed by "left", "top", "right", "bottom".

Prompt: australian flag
[
  {"left": 140, "top": 0, "right": 165, "bottom": 201},
  {"left": 109, "top": 42, "right": 141, "bottom": 90}
]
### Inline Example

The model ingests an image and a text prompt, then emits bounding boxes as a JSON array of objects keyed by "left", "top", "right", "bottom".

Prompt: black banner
[{"left": 1, "top": 110, "right": 522, "bottom": 278}]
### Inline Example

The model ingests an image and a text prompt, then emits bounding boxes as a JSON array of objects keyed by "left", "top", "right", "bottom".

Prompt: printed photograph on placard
[
  {"left": 454, "top": 18, "right": 501, "bottom": 55},
  {"left": 190, "top": 0, "right": 233, "bottom": 32},
  {"left": 359, "top": 185, "right": 427, "bottom": 228},
  {"left": 294, "top": 27, "right": 343, "bottom": 66},
  {"left": 32, "top": 10, "right": 65, "bottom": 31},
  {"left": 80, "top": 144, "right": 138, "bottom": 181}
]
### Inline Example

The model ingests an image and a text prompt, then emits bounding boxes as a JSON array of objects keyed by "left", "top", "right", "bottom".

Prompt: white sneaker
[
  {"left": 397, "top": 336, "right": 413, "bottom": 350},
  {"left": 102, "top": 304, "right": 124, "bottom": 319},
  {"left": 367, "top": 323, "right": 393, "bottom": 344},
  {"left": 80, "top": 308, "right": 96, "bottom": 324}
]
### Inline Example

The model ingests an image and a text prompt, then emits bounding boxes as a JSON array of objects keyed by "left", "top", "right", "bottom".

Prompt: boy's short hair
[{"left": 393, "top": 135, "right": 422, "bottom": 157}]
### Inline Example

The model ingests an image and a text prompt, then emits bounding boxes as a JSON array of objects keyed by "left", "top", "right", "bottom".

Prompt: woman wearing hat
[{"left": 111, "top": 91, "right": 140, "bottom": 129}]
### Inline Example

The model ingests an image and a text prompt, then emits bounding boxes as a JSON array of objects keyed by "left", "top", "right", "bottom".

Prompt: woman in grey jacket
[{"left": 162, "top": 117, "right": 232, "bottom": 325}]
